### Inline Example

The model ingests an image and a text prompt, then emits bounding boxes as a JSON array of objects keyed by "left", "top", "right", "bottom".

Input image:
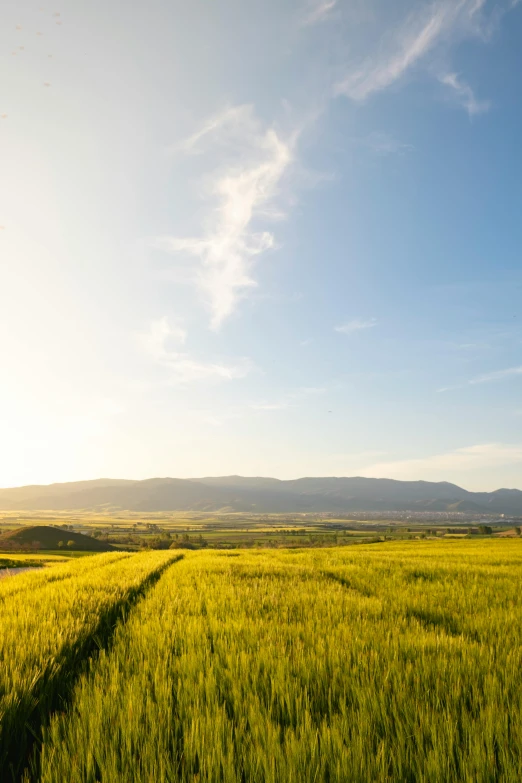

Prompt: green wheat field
[{"left": 2, "top": 540, "right": 522, "bottom": 782}]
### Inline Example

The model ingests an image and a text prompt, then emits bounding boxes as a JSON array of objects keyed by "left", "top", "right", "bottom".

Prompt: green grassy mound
[{"left": 0, "top": 525, "right": 114, "bottom": 552}]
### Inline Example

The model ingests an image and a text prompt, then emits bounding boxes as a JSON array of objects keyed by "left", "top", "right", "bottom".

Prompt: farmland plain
[
  {"left": 1, "top": 540, "right": 521, "bottom": 781},
  {"left": 2, "top": 509, "right": 519, "bottom": 551}
]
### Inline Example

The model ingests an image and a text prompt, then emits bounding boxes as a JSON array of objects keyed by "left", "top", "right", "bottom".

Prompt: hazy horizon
[
  {"left": 1, "top": 472, "right": 521, "bottom": 495},
  {"left": 2, "top": 0, "right": 522, "bottom": 491}
]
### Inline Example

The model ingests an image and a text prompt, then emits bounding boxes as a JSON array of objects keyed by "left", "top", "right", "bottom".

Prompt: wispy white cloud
[
  {"left": 141, "top": 317, "right": 253, "bottom": 384},
  {"left": 158, "top": 105, "right": 295, "bottom": 329},
  {"left": 144, "top": 316, "right": 187, "bottom": 356},
  {"left": 301, "top": 0, "right": 338, "bottom": 27},
  {"left": 438, "top": 365, "right": 522, "bottom": 392},
  {"left": 157, "top": 1, "right": 510, "bottom": 333},
  {"left": 334, "top": 0, "right": 487, "bottom": 101},
  {"left": 363, "top": 442, "right": 522, "bottom": 479},
  {"left": 189, "top": 386, "right": 328, "bottom": 427},
  {"left": 469, "top": 365, "right": 522, "bottom": 384},
  {"left": 360, "top": 131, "right": 414, "bottom": 156},
  {"left": 437, "top": 384, "right": 459, "bottom": 393},
  {"left": 439, "top": 71, "right": 490, "bottom": 115},
  {"left": 335, "top": 318, "right": 377, "bottom": 334},
  {"left": 175, "top": 105, "right": 258, "bottom": 155},
  {"left": 155, "top": 1, "right": 512, "bottom": 335}
]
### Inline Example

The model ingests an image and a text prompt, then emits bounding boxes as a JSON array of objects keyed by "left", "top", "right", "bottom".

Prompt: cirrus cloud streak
[
  {"left": 157, "top": 105, "right": 295, "bottom": 329},
  {"left": 140, "top": 317, "right": 254, "bottom": 384}
]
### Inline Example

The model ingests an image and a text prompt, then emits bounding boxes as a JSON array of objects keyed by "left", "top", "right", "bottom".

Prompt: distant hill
[
  {"left": 0, "top": 525, "right": 115, "bottom": 552},
  {"left": 0, "top": 476, "right": 521, "bottom": 515}
]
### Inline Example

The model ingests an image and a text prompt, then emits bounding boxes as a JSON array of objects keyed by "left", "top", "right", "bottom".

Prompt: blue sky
[{"left": 1, "top": 0, "right": 521, "bottom": 489}]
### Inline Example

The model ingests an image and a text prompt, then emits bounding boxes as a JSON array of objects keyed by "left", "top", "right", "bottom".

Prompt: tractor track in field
[
  {"left": 320, "top": 569, "right": 376, "bottom": 598},
  {"left": 3, "top": 554, "right": 184, "bottom": 783}
]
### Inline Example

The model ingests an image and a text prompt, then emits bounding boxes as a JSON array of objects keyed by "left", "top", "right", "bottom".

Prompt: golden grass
[
  {"left": 0, "top": 551, "right": 180, "bottom": 778},
  {"left": 33, "top": 540, "right": 522, "bottom": 782}
]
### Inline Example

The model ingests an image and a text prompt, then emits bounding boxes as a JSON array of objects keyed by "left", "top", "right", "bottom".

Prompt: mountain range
[{"left": 0, "top": 476, "right": 521, "bottom": 515}]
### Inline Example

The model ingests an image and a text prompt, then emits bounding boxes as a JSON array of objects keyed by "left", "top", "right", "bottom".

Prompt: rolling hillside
[
  {"left": 0, "top": 476, "right": 521, "bottom": 514},
  {"left": 0, "top": 525, "right": 115, "bottom": 551}
]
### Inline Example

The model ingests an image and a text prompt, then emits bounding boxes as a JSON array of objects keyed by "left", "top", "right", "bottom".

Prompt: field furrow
[
  {"left": 0, "top": 551, "right": 182, "bottom": 781},
  {"left": 37, "top": 542, "right": 522, "bottom": 782}
]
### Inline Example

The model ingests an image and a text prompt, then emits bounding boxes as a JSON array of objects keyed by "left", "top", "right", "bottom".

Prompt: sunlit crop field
[{"left": 2, "top": 541, "right": 522, "bottom": 781}]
